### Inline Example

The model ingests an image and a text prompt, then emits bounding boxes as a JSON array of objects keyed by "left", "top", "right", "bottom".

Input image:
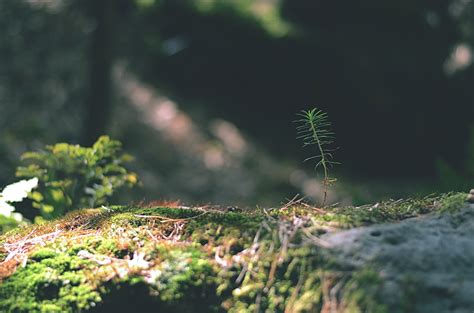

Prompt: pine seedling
[{"left": 295, "top": 108, "right": 339, "bottom": 206}]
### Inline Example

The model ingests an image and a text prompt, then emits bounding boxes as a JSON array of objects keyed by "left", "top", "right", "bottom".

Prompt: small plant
[
  {"left": 16, "top": 136, "right": 138, "bottom": 220},
  {"left": 295, "top": 108, "right": 338, "bottom": 206}
]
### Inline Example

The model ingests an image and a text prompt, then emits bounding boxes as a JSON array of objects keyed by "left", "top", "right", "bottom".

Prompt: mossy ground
[{"left": 0, "top": 193, "right": 467, "bottom": 312}]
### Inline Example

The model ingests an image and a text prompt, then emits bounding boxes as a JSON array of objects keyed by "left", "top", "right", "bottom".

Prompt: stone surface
[{"left": 323, "top": 205, "right": 474, "bottom": 313}]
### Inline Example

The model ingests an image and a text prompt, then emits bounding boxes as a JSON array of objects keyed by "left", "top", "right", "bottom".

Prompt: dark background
[{"left": 1, "top": 0, "right": 473, "bottom": 206}]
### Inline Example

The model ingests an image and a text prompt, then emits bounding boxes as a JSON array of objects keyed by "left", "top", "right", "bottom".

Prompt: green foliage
[
  {"left": 16, "top": 136, "right": 138, "bottom": 219},
  {"left": 296, "top": 108, "right": 338, "bottom": 205},
  {"left": 0, "top": 215, "right": 24, "bottom": 234}
]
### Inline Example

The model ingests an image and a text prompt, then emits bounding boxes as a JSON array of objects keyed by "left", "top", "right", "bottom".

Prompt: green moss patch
[
  {"left": 311, "top": 192, "right": 467, "bottom": 228},
  {"left": 0, "top": 248, "right": 99, "bottom": 312}
]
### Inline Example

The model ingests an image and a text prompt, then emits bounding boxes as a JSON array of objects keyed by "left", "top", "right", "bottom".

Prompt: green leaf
[{"left": 15, "top": 136, "right": 139, "bottom": 220}]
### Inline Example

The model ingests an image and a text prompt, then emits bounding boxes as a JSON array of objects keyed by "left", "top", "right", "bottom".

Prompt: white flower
[
  {"left": 0, "top": 199, "right": 15, "bottom": 218},
  {"left": 1, "top": 177, "right": 39, "bottom": 202},
  {"left": 0, "top": 178, "right": 38, "bottom": 222},
  {"left": 11, "top": 212, "right": 24, "bottom": 222}
]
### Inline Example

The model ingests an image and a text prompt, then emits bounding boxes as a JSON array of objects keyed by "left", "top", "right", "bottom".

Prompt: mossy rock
[{"left": 0, "top": 193, "right": 470, "bottom": 312}]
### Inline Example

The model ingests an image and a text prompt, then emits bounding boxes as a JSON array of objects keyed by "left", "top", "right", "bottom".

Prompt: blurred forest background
[{"left": 1, "top": 0, "right": 473, "bottom": 207}]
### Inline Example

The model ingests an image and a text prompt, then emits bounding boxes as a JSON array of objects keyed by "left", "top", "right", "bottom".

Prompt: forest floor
[{"left": 0, "top": 192, "right": 471, "bottom": 313}]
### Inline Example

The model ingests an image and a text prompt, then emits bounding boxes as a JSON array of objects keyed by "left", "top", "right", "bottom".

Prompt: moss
[
  {"left": 0, "top": 193, "right": 468, "bottom": 312},
  {"left": 91, "top": 245, "right": 222, "bottom": 313},
  {"left": 340, "top": 268, "right": 388, "bottom": 313},
  {"left": 437, "top": 192, "right": 467, "bottom": 213},
  {"left": 29, "top": 247, "right": 58, "bottom": 261},
  {"left": 0, "top": 243, "right": 222, "bottom": 312},
  {"left": 107, "top": 212, "right": 143, "bottom": 227},
  {"left": 304, "top": 193, "right": 468, "bottom": 228},
  {"left": 147, "top": 246, "right": 220, "bottom": 310},
  {"left": 0, "top": 248, "right": 100, "bottom": 313}
]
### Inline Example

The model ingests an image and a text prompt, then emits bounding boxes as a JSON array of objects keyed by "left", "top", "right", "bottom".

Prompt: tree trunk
[{"left": 83, "top": 0, "right": 115, "bottom": 145}]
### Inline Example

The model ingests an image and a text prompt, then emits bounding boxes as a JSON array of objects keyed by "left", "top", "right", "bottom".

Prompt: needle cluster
[{"left": 295, "top": 108, "right": 338, "bottom": 205}]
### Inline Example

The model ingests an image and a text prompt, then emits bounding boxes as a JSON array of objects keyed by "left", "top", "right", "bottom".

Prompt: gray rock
[{"left": 322, "top": 206, "right": 474, "bottom": 313}]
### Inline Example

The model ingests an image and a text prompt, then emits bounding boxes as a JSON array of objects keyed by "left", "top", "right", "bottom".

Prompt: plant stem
[{"left": 307, "top": 114, "right": 329, "bottom": 206}]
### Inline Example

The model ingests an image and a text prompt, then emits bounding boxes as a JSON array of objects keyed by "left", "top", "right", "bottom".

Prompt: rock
[
  {"left": 323, "top": 205, "right": 474, "bottom": 313},
  {"left": 468, "top": 194, "right": 474, "bottom": 203}
]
